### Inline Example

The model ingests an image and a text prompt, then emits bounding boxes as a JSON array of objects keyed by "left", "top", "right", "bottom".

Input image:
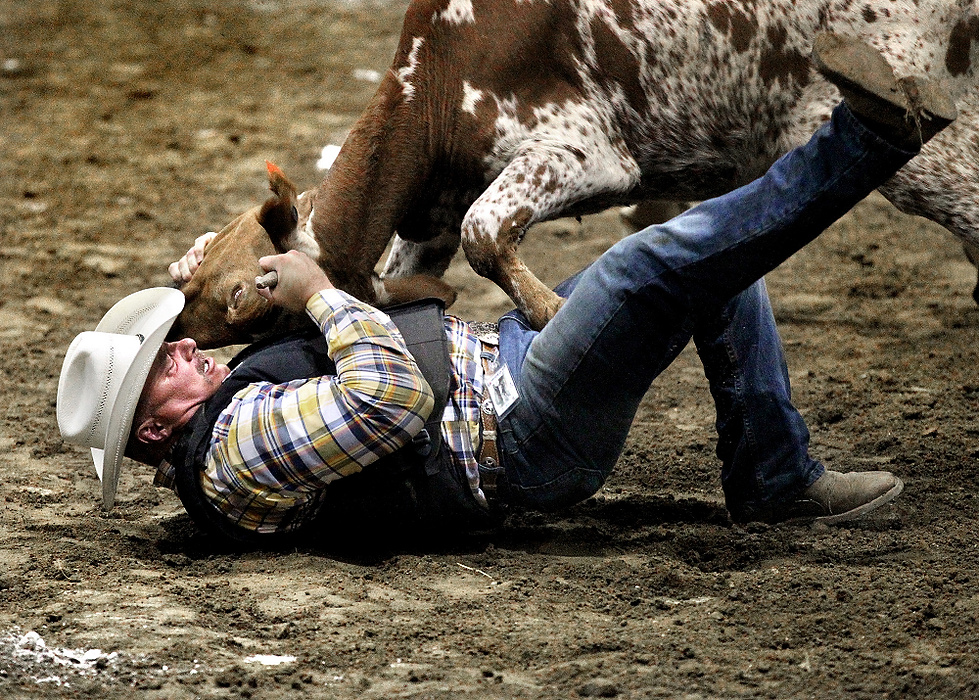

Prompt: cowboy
[{"left": 57, "top": 35, "right": 955, "bottom": 544}]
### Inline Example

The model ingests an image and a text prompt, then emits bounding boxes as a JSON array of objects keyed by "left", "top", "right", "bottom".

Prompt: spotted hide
[{"left": 171, "top": 0, "right": 979, "bottom": 347}]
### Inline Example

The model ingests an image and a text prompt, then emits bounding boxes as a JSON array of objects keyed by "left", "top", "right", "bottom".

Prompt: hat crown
[
  {"left": 56, "top": 287, "right": 185, "bottom": 508},
  {"left": 57, "top": 332, "right": 142, "bottom": 449}
]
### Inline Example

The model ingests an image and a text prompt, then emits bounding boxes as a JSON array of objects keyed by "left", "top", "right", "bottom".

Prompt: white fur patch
[
  {"left": 372, "top": 276, "right": 389, "bottom": 305},
  {"left": 396, "top": 37, "right": 425, "bottom": 101},
  {"left": 294, "top": 206, "right": 321, "bottom": 259},
  {"left": 461, "top": 81, "right": 483, "bottom": 114},
  {"left": 436, "top": 0, "right": 475, "bottom": 24}
]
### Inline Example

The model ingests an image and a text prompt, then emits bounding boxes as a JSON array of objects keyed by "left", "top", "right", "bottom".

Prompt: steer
[{"left": 169, "top": 0, "right": 979, "bottom": 348}]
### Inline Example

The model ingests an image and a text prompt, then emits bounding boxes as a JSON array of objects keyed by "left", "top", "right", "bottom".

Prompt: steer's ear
[{"left": 258, "top": 161, "right": 300, "bottom": 253}]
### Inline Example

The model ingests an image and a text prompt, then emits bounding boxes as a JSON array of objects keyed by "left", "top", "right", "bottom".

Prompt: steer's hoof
[{"left": 526, "top": 293, "right": 566, "bottom": 331}]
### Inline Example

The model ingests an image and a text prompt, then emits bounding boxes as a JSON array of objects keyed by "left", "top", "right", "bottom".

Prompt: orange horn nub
[{"left": 266, "top": 160, "right": 285, "bottom": 178}]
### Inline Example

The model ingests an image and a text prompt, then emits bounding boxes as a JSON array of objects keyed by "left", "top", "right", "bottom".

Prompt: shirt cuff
[{"left": 305, "top": 288, "right": 360, "bottom": 325}]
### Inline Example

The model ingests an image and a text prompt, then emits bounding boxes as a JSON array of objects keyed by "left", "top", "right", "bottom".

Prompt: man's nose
[{"left": 173, "top": 338, "right": 198, "bottom": 358}]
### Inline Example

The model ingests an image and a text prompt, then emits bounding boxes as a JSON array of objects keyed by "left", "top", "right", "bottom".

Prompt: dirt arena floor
[{"left": 3, "top": 1, "right": 979, "bottom": 697}]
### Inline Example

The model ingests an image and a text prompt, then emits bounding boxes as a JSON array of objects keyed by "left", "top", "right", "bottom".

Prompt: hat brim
[{"left": 92, "top": 288, "right": 185, "bottom": 509}]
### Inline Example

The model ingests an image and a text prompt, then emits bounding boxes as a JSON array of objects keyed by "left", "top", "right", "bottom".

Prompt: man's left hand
[{"left": 168, "top": 231, "right": 217, "bottom": 285}]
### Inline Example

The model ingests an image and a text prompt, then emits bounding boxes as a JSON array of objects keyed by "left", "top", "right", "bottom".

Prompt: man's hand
[
  {"left": 168, "top": 231, "right": 217, "bottom": 285},
  {"left": 256, "top": 250, "right": 334, "bottom": 314}
]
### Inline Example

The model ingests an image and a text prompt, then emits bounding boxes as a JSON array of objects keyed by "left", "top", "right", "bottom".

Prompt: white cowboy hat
[{"left": 57, "top": 288, "right": 185, "bottom": 509}]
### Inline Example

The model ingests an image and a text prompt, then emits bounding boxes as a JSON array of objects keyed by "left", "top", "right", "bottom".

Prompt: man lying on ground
[{"left": 57, "top": 34, "right": 955, "bottom": 543}]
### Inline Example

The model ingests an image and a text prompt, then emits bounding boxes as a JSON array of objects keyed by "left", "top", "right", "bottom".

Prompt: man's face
[{"left": 140, "top": 338, "right": 231, "bottom": 435}]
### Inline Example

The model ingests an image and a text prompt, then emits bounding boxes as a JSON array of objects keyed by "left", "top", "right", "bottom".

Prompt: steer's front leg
[
  {"left": 462, "top": 204, "right": 565, "bottom": 330},
  {"left": 382, "top": 229, "right": 462, "bottom": 280},
  {"left": 461, "top": 141, "right": 638, "bottom": 330}
]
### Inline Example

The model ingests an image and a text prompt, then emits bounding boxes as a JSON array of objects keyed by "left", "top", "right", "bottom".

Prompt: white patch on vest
[
  {"left": 436, "top": 0, "right": 475, "bottom": 24},
  {"left": 396, "top": 37, "right": 425, "bottom": 101},
  {"left": 461, "top": 81, "right": 483, "bottom": 114}
]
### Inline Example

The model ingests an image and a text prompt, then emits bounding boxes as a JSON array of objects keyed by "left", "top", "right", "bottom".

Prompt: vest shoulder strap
[{"left": 380, "top": 298, "right": 452, "bottom": 465}]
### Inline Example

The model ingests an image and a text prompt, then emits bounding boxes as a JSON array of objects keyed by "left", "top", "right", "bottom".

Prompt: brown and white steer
[{"left": 169, "top": 0, "right": 979, "bottom": 348}]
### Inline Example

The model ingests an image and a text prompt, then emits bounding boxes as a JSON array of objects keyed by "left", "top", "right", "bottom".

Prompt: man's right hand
[
  {"left": 168, "top": 231, "right": 217, "bottom": 285},
  {"left": 256, "top": 250, "right": 335, "bottom": 314}
]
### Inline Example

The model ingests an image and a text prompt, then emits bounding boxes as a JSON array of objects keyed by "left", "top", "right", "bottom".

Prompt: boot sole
[
  {"left": 813, "top": 33, "right": 956, "bottom": 129},
  {"left": 899, "top": 77, "right": 958, "bottom": 124},
  {"left": 812, "top": 33, "right": 906, "bottom": 112}
]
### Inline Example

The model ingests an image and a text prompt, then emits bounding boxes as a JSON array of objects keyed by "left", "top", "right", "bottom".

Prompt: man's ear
[{"left": 136, "top": 418, "right": 172, "bottom": 445}]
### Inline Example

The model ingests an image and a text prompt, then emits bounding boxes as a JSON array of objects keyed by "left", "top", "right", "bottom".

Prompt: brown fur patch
[
  {"left": 759, "top": 24, "right": 810, "bottom": 89},
  {"left": 947, "top": 16, "right": 979, "bottom": 77},
  {"left": 590, "top": 14, "right": 646, "bottom": 115},
  {"left": 707, "top": 1, "right": 756, "bottom": 53}
]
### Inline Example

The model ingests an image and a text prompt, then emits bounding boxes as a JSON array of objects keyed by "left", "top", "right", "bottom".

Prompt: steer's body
[{"left": 172, "top": 0, "right": 979, "bottom": 346}]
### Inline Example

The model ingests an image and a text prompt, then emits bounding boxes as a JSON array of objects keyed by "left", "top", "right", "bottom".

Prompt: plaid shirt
[{"left": 155, "top": 289, "right": 495, "bottom": 533}]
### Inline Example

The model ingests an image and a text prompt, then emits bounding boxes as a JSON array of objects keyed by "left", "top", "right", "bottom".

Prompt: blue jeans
[{"left": 494, "top": 104, "right": 915, "bottom": 520}]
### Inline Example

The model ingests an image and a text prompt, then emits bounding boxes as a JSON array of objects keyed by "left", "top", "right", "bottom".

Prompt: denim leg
[
  {"left": 693, "top": 280, "right": 823, "bottom": 519},
  {"left": 497, "top": 103, "right": 914, "bottom": 512}
]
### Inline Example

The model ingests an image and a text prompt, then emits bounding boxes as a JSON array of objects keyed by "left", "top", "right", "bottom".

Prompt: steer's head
[
  {"left": 168, "top": 163, "right": 311, "bottom": 349},
  {"left": 168, "top": 161, "right": 458, "bottom": 348}
]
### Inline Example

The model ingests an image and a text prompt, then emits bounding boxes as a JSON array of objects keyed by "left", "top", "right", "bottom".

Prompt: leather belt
[
  {"left": 478, "top": 401, "right": 501, "bottom": 498},
  {"left": 478, "top": 353, "right": 504, "bottom": 504}
]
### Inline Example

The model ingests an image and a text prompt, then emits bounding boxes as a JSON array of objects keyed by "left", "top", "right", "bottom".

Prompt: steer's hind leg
[
  {"left": 382, "top": 230, "right": 461, "bottom": 280},
  {"left": 620, "top": 200, "right": 693, "bottom": 232},
  {"left": 462, "top": 142, "right": 637, "bottom": 329},
  {"left": 378, "top": 231, "right": 461, "bottom": 308},
  {"left": 962, "top": 240, "right": 979, "bottom": 305}
]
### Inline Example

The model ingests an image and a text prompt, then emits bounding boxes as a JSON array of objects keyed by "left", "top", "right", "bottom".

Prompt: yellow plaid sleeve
[{"left": 200, "top": 289, "right": 435, "bottom": 532}]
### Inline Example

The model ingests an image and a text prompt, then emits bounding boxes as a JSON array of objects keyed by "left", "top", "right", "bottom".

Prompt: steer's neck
[{"left": 307, "top": 74, "right": 433, "bottom": 303}]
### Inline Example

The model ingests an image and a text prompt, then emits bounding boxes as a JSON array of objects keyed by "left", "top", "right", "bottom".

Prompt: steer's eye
[{"left": 229, "top": 283, "right": 245, "bottom": 309}]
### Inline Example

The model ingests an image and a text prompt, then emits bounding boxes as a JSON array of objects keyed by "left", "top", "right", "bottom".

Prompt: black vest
[{"left": 169, "top": 299, "right": 498, "bottom": 546}]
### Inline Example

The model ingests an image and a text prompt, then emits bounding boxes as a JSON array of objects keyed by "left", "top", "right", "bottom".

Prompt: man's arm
[{"left": 201, "top": 251, "right": 436, "bottom": 529}]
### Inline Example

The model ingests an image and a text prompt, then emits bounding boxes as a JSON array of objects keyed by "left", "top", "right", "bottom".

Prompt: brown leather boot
[
  {"left": 812, "top": 32, "right": 956, "bottom": 149},
  {"left": 773, "top": 470, "right": 904, "bottom": 525}
]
